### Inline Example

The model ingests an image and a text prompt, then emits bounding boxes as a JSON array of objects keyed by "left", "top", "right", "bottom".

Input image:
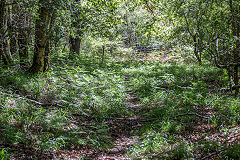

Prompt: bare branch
[
  {"left": 0, "top": 91, "right": 64, "bottom": 108},
  {"left": 174, "top": 113, "right": 209, "bottom": 119}
]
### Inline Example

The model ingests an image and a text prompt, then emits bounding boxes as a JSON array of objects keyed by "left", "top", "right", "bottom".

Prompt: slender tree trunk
[
  {"left": 101, "top": 44, "right": 105, "bottom": 64},
  {"left": 18, "top": 32, "right": 30, "bottom": 66},
  {"left": 17, "top": 2, "right": 30, "bottom": 67},
  {"left": 230, "top": 0, "right": 240, "bottom": 96},
  {"left": 193, "top": 35, "right": 202, "bottom": 65},
  {"left": 29, "top": 2, "right": 49, "bottom": 73},
  {"left": 8, "top": 0, "right": 18, "bottom": 57},
  {"left": 44, "top": 13, "right": 56, "bottom": 71},
  {"left": 44, "top": 39, "right": 51, "bottom": 71}
]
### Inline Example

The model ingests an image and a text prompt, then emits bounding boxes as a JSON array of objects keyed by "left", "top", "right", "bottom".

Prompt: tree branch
[
  {"left": 173, "top": 113, "right": 209, "bottom": 119},
  {"left": 0, "top": 91, "right": 64, "bottom": 108}
]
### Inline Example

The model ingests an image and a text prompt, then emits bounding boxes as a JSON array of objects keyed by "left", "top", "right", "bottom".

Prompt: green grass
[
  {"left": 0, "top": 148, "right": 10, "bottom": 160},
  {"left": 0, "top": 53, "right": 239, "bottom": 159},
  {"left": 122, "top": 62, "right": 239, "bottom": 159},
  {"left": 0, "top": 56, "right": 129, "bottom": 157}
]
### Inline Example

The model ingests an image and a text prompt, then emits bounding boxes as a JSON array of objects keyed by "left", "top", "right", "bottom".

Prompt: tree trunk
[
  {"left": 29, "top": 3, "right": 49, "bottom": 73},
  {"left": 193, "top": 35, "right": 202, "bottom": 65},
  {"left": 101, "top": 44, "right": 105, "bottom": 64},
  {"left": 0, "top": 0, "right": 13, "bottom": 65},
  {"left": 69, "top": 0, "right": 83, "bottom": 55},
  {"left": 44, "top": 13, "right": 56, "bottom": 71},
  {"left": 230, "top": 0, "right": 240, "bottom": 96},
  {"left": 17, "top": 2, "right": 31, "bottom": 67},
  {"left": 8, "top": 0, "right": 18, "bottom": 57},
  {"left": 18, "top": 32, "right": 30, "bottom": 67},
  {"left": 69, "top": 36, "right": 81, "bottom": 54},
  {"left": 44, "top": 39, "right": 51, "bottom": 71}
]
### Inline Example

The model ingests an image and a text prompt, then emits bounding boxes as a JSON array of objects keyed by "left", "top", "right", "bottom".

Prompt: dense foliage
[{"left": 0, "top": 0, "right": 239, "bottom": 159}]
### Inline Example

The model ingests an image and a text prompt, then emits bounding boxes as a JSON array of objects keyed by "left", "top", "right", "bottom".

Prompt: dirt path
[
  {"left": 38, "top": 74, "right": 145, "bottom": 160},
  {"left": 93, "top": 74, "right": 144, "bottom": 160}
]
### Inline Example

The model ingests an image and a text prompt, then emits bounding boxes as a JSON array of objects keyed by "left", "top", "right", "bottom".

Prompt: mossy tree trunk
[
  {"left": 0, "top": 0, "right": 13, "bottom": 65},
  {"left": 29, "top": 1, "right": 49, "bottom": 73},
  {"left": 30, "top": 0, "right": 56, "bottom": 73}
]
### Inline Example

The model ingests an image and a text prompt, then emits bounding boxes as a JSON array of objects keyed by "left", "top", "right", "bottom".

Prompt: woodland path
[
  {"left": 55, "top": 74, "right": 146, "bottom": 160},
  {"left": 93, "top": 74, "right": 145, "bottom": 160},
  {"left": 6, "top": 61, "right": 239, "bottom": 159}
]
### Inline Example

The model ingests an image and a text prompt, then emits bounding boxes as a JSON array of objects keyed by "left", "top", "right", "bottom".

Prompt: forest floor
[
  {"left": 94, "top": 75, "right": 142, "bottom": 160},
  {"left": 0, "top": 53, "right": 240, "bottom": 159}
]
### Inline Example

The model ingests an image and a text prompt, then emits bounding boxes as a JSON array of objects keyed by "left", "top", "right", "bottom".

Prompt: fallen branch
[
  {"left": 0, "top": 91, "right": 64, "bottom": 108},
  {"left": 173, "top": 113, "right": 209, "bottom": 119},
  {"left": 95, "top": 112, "right": 210, "bottom": 122}
]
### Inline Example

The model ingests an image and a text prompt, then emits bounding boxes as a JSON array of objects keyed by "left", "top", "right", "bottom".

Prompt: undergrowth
[
  {"left": 0, "top": 54, "right": 128, "bottom": 157},
  {"left": 0, "top": 53, "right": 240, "bottom": 159},
  {"left": 123, "top": 62, "right": 240, "bottom": 159}
]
